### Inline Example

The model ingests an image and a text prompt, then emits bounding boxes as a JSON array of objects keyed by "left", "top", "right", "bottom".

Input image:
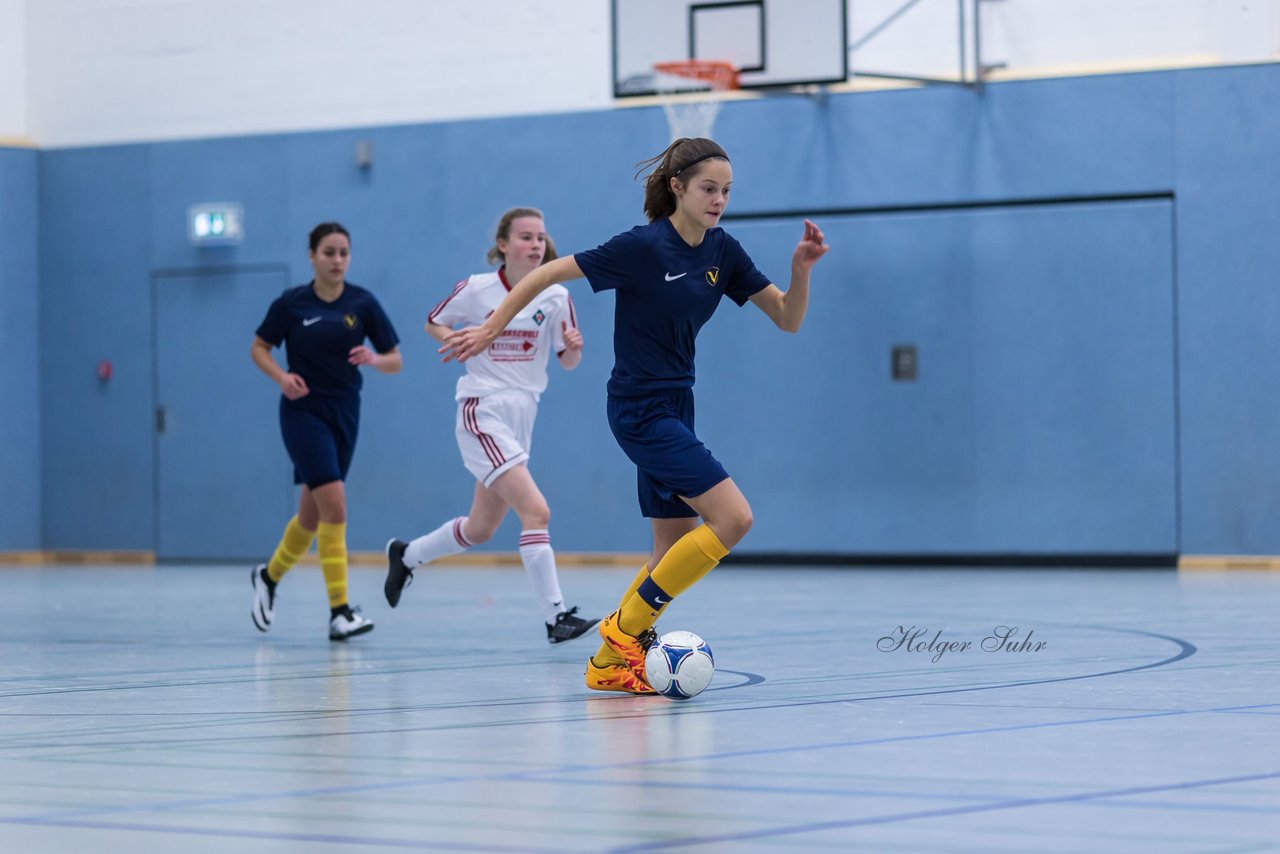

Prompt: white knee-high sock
[
  {"left": 518, "top": 529, "right": 564, "bottom": 624},
  {"left": 405, "top": 517, "right": 472, "bottom": 567}
]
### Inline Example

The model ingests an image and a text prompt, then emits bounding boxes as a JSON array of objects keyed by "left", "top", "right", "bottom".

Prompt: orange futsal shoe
[
  {"left": 585, "top": 660, "right": 655, "bottom": 694},
  {"left": 598, "top": 611, "right": 657, "bottom": 681}
]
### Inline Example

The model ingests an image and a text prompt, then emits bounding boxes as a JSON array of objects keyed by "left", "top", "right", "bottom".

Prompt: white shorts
[{"left": 455, "top": 389, "right": 537, "bottom": 488}]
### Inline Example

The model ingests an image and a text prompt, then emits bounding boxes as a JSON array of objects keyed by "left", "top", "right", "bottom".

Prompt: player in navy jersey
[
  {"left": 250, "top": 222, "right": 403, "bottom": 641},
  {"left": 441, "top": 138, "right": 828, "bottom": 693},
  {"left": 383, "top": 208, "right": 600, "bottom": 645}
]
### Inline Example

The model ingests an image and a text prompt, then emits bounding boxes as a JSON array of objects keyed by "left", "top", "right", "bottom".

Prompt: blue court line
[
  {"left": 0, "top": 618, "right": 1178, "bottom": 698},
  {"left": 547, "top": 625, "right": 1201, "bottom": 728},
  {"left": 0, "top": 627, "right": 1198, "bottom": 751},
  {"left": 2, "top": 817, "right": 558, "bottom": 853},
  {"left": 604, "top": 771, "right": 1280, "bottom": 852},
  {"left": 530, "top": 702, "right": 1280, "bottom": 773},
  {"left": 7, "top": 765, "right": 1276, "bottom": 851},
  {"left": 0, "top": 654, "right": 569, "bottom": 698},
  {"left": 8, "top": 701, "right": 1274, "bottom": 826},
  {"left": 533, "top": 627, "right": 1199, "bottom": 726},
  {"left": 1090, "top": 798, "right": 1280, "bottom": 815},
  {"left": 532, "top": 775, "right": 1280, "bottom": 816},
  {"left": 0, "top": 672, "right": 772, "bottom": 752},
  {"left": 1211, "top": 708, "right": 1280, "bottom": 716},
  {"left": 37, "top": 702, "right": 1279, "bottom": 803},
  {"left": 513, "top": 774, "right": 1007, "bottom": 803},
  {"left": 703, "top": 668, "right": 766, "bottom": 691},
  {"left": 0, "top": 619, "right": 1185, "bottom": 710}
]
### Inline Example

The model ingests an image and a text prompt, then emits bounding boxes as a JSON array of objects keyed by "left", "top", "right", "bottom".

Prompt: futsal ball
[{"left": 645, "top": 631, "right": 715, "bottom": 699}]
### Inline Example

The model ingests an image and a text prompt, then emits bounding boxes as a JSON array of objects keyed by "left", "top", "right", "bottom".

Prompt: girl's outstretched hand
[
  {"left": 440, "top": 324, "right": 497, "bottom": 363},
  {"left": 792, "top": 219, "right": 829, "bottom": 271}
]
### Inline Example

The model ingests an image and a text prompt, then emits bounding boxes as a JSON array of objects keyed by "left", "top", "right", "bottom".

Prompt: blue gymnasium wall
[
  {"left": 1174, "top": 65, "right": 1280, "bottom": 555},
  {"left": 0, "top": 147, "right": 40, "bottom": 550},
  {"left": 30, "top": 63, "right": 1280, "bottom": 558}
]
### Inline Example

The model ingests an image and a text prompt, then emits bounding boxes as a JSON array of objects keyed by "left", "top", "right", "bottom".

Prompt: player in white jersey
[{"left": 384, "top": 208, "right": 601, "bottom": 644}]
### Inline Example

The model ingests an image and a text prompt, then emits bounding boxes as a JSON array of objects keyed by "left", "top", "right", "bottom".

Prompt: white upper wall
[
  {"left": 10, "top": 0, "right": 1280, "bottom": 148},
  {"left": 25, "top": 0, "right": 613, "bottom": 147},
  {"left": 851, "top": 0, "right": 1280, "bottom": 82},
  {"left": 0, "top": 0, "right": 28, "bottom": 142}
]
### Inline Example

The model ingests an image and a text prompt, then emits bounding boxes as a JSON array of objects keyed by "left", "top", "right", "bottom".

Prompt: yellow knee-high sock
[
  {"left": 592, "top": 564, "right": 650, "bottom": 668},
  {"left": 616, "top": 563, "right": 652, "bottom": 609},
  {"left": 266, "top": 516, "right": 316, "bottom": 583},
  {"left": 618, "top": 526, "right": 728, "bottom": 636},
  {"left": 317, "top": 521, "right": 348, "bottom": 609}
]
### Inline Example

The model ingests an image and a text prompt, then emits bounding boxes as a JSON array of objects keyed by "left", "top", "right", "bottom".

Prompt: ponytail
[{"left": 634, "top": 138, "right": 730, "bottom": 222}]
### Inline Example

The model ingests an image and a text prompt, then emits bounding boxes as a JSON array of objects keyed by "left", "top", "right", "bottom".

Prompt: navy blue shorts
[
  {"left": 607, "top": 389, "right": 729, "bottom": 519},
  {"left": 279, "top": 394, "right": 360, "bottom": 489}
]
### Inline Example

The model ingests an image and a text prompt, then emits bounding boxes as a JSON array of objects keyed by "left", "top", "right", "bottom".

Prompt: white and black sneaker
[
  {"left": 329, "top": 606, "right": 374, "bottom": 641},
  {"left": 546, "top": 607, "right": 601, "bottom": 644},
  {"left": 251, "top": 564, "right": 275, "bottom": 632},
  {"left": 384, "top": 538, "right": 413, "bottom": 608}
]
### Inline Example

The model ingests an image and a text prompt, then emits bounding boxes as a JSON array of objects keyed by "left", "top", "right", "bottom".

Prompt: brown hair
[
  {"left": 634, "top": 137, "right": 730, "bottom": 223},
  {"left": 486, "top": 207, "right": 558, "bottom": 266}
]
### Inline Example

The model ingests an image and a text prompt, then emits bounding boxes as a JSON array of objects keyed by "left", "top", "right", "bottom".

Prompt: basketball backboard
[{"left": 612, "top": 0, "right": 849, "bottom": 97}]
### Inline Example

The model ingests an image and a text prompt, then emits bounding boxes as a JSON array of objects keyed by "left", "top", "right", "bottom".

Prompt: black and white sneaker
[
  {"left": 330, "top": 606, "right": 374, "bottom": 641},
  {"left": 546, "top": 607, "right": 601, "bottom": 644},
  {"left": 384, "top": 538, "right": 413, "bottom": 608},
  {"left": 251, "top": 564, "right": 275, "bottom": 632}
]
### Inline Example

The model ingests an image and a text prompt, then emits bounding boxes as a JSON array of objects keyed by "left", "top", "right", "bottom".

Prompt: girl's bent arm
[
  {"left": 749, "top": 276, "right": 809, "bottom": 333},
  {"left": 348, "top": 344, "right": 402, "bottom": 373},
  {"left": 250, "top": 336, "right": 286, "bottom": 384},
  {"left": 442, "top": 255, "right": 585, "bottom": 362},
  {"left": 373, "top": 347, "right": 402, "bottom": 374},
  {"left": 252, "top": 336, "right": 309, "bottom": 399},
  {"left": 749, "top": 218, "right": 828, "bottom": 333}
]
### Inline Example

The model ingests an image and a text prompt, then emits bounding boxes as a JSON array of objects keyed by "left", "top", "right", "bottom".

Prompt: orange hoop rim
[{"left": 652, "top": 60, "right": 740, "bottom": 91}]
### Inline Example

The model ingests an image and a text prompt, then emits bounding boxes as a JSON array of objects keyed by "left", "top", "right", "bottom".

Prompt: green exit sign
[{"left": 187, "top": 203, "right": 244, "bottom": 245}]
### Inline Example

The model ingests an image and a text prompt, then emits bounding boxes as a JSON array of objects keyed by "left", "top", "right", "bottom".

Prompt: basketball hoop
[{"left": 652, "top": 60, "right": 739, "bottom": 142}]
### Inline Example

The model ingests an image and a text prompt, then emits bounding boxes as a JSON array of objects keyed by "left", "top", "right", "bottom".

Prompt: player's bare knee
[
  {"left": 319, "top": 508, "right": 347, "bottom": 525},
  {"left": 518, "top": 501, "right": 551, "bottom": 530},
  {"left": 465, "top": 525, "right": 495, "bottom": 545},
  {"left": 461, "top": 517, "right": 497, "bottom": 544},
  {"left": 733, "top": 511, "right": 754, "bottom": 544},
  {"left": 714, "top": 508, "right": 752, "bottom": 548}
]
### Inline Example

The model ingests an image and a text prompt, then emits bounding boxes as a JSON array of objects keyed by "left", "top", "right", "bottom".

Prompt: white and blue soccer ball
[{"left": 645, "top": 631, "right": 715, "bottom": 699}]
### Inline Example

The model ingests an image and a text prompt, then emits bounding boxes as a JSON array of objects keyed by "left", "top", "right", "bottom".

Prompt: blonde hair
[{"left": 486, "top": 207, "right": 558, "bottom": 266}]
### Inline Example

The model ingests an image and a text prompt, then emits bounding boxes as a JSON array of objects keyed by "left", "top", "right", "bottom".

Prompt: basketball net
[{"left": 652, "top": 60, "right": 739, "bottom": 141}]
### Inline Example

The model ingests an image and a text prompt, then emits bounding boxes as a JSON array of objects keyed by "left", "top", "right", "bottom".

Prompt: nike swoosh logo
[
  {"left": 664, "top": 272, "right": 687, "bottom": 281},
  {"left": 303, "top": 317, "right": 321, "bottom": 326},
  {"left": 654, "top": 596, "right": 669, "bottom": 605}
]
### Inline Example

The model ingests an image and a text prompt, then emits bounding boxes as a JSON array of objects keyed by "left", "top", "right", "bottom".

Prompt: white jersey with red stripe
[{"left": 428, "top": 268, "right": 577, "bottom": 401}]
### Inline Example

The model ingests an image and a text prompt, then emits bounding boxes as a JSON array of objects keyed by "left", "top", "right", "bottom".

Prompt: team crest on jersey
[
  {"left": 533, "top": 309, "right": 546, "bottom": 325},
  {"left": 706, "top": 267, "right": 720, "bottom": 287},
  {"left": 343, "top": 314, "right": 357, "bottom": 329}
]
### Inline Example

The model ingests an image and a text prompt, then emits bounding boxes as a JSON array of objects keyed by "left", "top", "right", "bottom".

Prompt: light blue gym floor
[{"left": 2, "top": 563, "right": 1277, "bottom": 852}]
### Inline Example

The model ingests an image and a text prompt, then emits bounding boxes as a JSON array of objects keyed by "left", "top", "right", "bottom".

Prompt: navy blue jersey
[
  {"left": 576, "top": 219, "right": 771, "bottom": 397},
  {"left": 255, "top": 282, "right": 400, "bottom": 397}
]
